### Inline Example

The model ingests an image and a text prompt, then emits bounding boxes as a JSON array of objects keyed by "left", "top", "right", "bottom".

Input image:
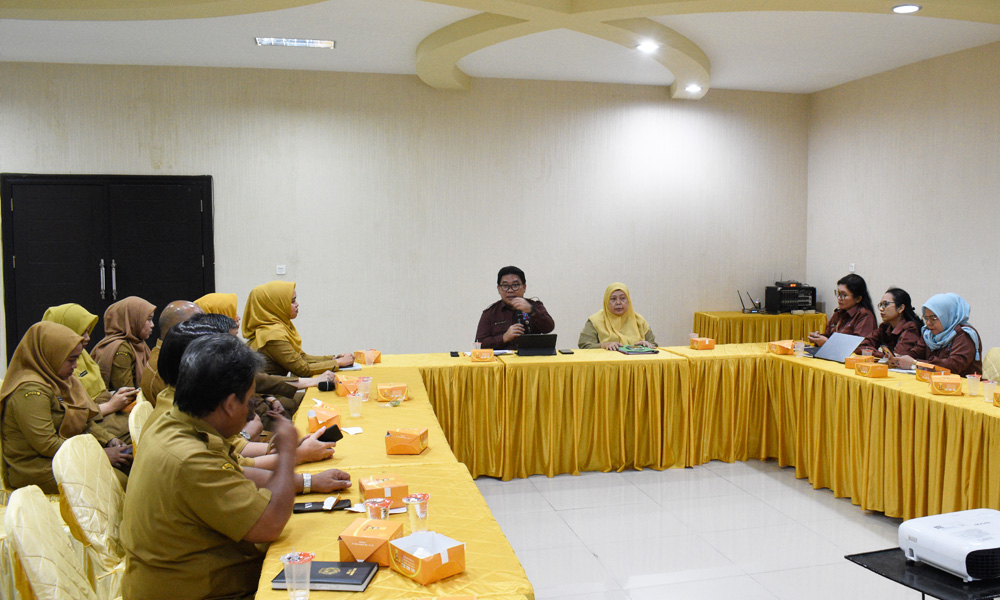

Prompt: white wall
[
  {"left": 807, "top": 42, "right": 1000, "bottom": 352},
  {"left": 0, "top": 62, "right": 809, "bottom": 366}
]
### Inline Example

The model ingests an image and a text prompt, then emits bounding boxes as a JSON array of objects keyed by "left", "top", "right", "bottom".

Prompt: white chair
[
  {"left": 52, "top": 435, "right": 125, "bottom": 600},
  {"left": 127, "top": 400, "right": 154, "bottom": 452},
  {"left": 5, "top": 485, "right": 97, "bottom": 600},
  {"left": 983, "top": 347, "right": 1000, "bottom": 383}
]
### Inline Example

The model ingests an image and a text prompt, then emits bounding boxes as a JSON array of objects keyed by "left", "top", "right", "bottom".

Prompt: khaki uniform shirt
[
  {"left": 1, "top": 382, "right": 113, "bottom": 494},
  {"left": 139, "top": 340, "right": 166, "bottom": 406},
  {"left": 110, "top": 342, "right": 137, "bottom": 390},
  {"left": 258, "top": 339, "right": 339, "bottom": 377},
  {"left": 577, "top": 319, "right": 657, "bottom": 349},
  {"left": 121, "top": 405, "right": 271, "bottom": 600}
]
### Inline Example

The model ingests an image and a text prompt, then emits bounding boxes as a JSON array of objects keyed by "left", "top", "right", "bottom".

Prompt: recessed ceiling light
[
  {"left": 636, "top": 41, "right": 660, "bottom": 54},
  {"left": 685, "top": 84, "right": 702, "bottom": 94},
  {"left": 892, "top": 4, "right": 921, "bottom": 14},
  {"left": 256, "top": 37, "right": 335, "bottom": 49}
]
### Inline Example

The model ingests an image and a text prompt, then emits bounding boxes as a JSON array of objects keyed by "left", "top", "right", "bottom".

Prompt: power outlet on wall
[
  {"left": 848, "top": 263, "right": 855, "bottom": 273},
  {"left": 276, "top": 264, "right": 286, "bottom": 275}
]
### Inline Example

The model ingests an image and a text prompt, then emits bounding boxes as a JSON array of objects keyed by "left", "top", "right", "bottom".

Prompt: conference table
[
  {"left": 258, "top": 343, "right": 1000, "bottom": 596},
  {"left": 693, "top": 310, "right": 828, "bottom": 344}
]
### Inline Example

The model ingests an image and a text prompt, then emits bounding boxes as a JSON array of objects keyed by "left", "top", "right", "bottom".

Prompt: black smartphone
[
  {"left": 558, "top": 349, "right": 574, "bottom": 355},
  {"left": 292, "top": 498, "right": 351, "bottom": 513},
  {"left": 318, "top": 424, "right": 344, "bottom": 443},
  {"left": 450, "top": 351, "right": 460, "bottom": 357}
]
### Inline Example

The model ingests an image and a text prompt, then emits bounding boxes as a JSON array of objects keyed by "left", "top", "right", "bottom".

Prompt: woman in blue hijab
[{"left": 892, "top": 293, "right": 982, "bottom": 376}]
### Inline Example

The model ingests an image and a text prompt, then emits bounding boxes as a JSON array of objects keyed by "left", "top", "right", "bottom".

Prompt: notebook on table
[
  {"left": 813, "top": 332, "right": 865, "bottom": 363},
  {"left": 271, "top": 561, "right": 378, "bottom": 592}
]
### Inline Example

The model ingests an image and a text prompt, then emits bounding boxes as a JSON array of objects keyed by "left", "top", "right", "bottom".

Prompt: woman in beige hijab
[
  {"left": 242, "top": 281, "right": 353, "bottom": 377},
  {"left": 42, "top": 303, "right": 139, "bottom": 440},
  {"left": 0, "top": 322, "right": 132, "bottom": 493},
  {"left": 90, "top": 296, "right": 156, "bottom": 391},
  {"left": 578, "top": 283, "right": 657, "bottom": 351}
]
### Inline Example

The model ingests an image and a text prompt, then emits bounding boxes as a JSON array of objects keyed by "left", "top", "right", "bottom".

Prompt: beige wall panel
[
  {"left": 807, "top": 42, "right": 1000, "bottom": 355},
  {"left": 0, "top": 63, "right": 808, "bottom": 367}
]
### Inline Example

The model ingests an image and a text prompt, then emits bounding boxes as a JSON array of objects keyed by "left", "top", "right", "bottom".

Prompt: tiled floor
[{"left": 475, "top": 459, "right": 911, "bottom": 600}]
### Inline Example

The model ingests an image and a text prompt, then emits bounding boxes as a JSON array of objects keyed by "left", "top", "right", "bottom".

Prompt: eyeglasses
[
  {"left": 834, "top": 290, "right": 850, "bottom": 300},
  {"left": 498, "top": 283, "right": 523, "bottom": 292},
  {"left": 924, "top": 314, "right": 940, "bottom": 323},
  {"left": 877, "top": 301, "right": 895, "bottom": 309}
]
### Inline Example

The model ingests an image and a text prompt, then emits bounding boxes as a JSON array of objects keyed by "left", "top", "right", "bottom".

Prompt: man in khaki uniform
[
  {"left": 139, "top": 299, "right": 203, "bottom": 404},
  {"left": 121, "top": 333, "right": 298, "bottom": 600}
]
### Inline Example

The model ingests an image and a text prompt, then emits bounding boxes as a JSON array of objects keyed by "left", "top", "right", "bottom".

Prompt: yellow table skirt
[
  {"left": 494, "top": 350, "right": 689, "bottom": 480},
  {"left": 693, "top": 311, "right": 828, "bottom": 344},
  {"left": 665, "top": 344, "right": 772, "bottom": 464},
  {"left": 256, "top": 462, "right": 533, "bottom": 600}
]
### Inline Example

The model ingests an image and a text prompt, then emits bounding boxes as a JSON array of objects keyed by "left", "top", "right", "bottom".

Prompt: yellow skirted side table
[
  {"left": 665, "top": 344, "right": 772, "bottom": 465},
  {"left": 693, "top": 311, "right": 828, "bottom": 344},
  {"left": 860, "top": 375, "right": 1000, "bottom": 521},
  {"left": 293, "top": 366, "right": 459, "bottom": 472},
  {"left": 764, "top": 354, "right": 877, "bottom": 504},
  {"left": 256, "top": 462, "right": 534, "bottom": 600},
  {"left": 495, "top": 350, "right": 689, "bottom": 480}
]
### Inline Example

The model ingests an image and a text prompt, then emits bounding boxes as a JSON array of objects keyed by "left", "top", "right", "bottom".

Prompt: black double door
[{"left": 1, "top": 174, "right": 215, "bottom": 361}]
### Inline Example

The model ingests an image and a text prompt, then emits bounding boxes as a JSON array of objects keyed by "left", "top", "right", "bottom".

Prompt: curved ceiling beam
[{"left": 416, "top": 2, "right": 711, "bottom": 99}]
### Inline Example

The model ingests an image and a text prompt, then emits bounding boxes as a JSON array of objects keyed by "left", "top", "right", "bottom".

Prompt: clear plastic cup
[
  {"left": 967, "top": 374, "right": 981, "bottom": 396},
  {"left": 348, "top": 394, "right": 362, "bottom": 418},
  {"left": 793, "top": 341, "right": 805, "bottom": 358},
  {"left": 983, "top": 381, "right": 996, "bottom": 404},
  {"left": 861, "top": 348, "right": 872, "bottom": 357},
  {"left": 357, "top": 377, "right": 372, "bottom": 402},
  {"left": 280, "top": 551, "right": 314, "bottom": 600},
  {"left": 364, "top": 498, "right": 391, "bottom": 520},
  {"left": 364, "top": 349, "right": 377, "bottom": 366},
  {"left": 472, "top": 342, "right": 481, "bottom": 350},
  {"left": 403, "top": 493, "right": 430, "bottom": 532}
]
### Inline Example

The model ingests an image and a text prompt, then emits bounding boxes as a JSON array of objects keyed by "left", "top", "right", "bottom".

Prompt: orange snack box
[
  {"left": 377, "top": 383, "right": 408, "bottom": 402},
  {"left": 690, "top": 337, "right": 716, "bottom": 350},
  {"left": 308, "top": 406, "right": 341, "bottom": 432},
  {"left": 844, "top": 355, "right": 876, "bottom": 369},
  {"left": 768, "top": 340, "right": 795, "bottom": 355},
  {"left": 915, "top": 361, "right": 950, "bottom": 383},
  {"left": 335, "top": 374, "right": 360, "bottom": 396},
  {"left": 993, "top": 389, "right": 1000, "bottom": 408},
  {"left": 359, "top": 474, "right": 409, "bottom": 509},
  {"left": 390, "top": 532, "right": 466, "bottom": 585},
  {"left": 470, "top": 348, "right": 494, "bottom": 362},
  {"left": 338, "top": 518, "right": 403, "bottom": 567},
  {"left": 385, "top": 428, "right": 429, "bottom": 455},
  {"left": 353, "top": 349, "right": 382, "bottom": 365},
  {"left": 855, "top": 362, "right": 888, "bottom": 378},
  {"left": 930, "top": 374, "right": 963, "bottom": 395}
]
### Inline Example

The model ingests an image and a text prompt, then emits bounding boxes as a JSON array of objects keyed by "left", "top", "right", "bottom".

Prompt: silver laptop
[{"left": 812, "top": 332, "right": 865, "bottom": 363}]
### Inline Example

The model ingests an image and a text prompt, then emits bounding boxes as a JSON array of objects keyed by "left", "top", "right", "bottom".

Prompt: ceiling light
[
  {"left": 256, "top": 37, "right": 335, "bottom": 49},
  {"left": 636, "top": 41, "right": 660, "bottom": 54},
  {"left": 892, "top": 4, "right": 921, "bottom": 14},
  {"left": 685, "top": 84, "right": 702, "bottom": 94}
]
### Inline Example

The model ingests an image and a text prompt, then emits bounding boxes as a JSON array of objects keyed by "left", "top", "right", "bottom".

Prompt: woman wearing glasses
[
  {"left": 578, "top": 283, "right": 657, "bottom": 351},
  {"left": 858, "top": 288, "right": 923, "bottom": 358},
  {"left": 807, "top": 274, "right": 877, "bottom": 347},
  {"left": 891, "top": 293, "right": 982, "bottom": 376}
]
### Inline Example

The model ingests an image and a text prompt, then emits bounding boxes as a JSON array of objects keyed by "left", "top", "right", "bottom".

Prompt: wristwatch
[
  {"left": 239, "top": 430, "right": 251, "bottom": 440},
  {"left": 303, "top": 473, "right": 312, "bottom": 495}
]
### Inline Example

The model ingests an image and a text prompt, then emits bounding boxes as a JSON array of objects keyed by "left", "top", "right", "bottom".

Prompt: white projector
[{"left": 899, "top": 508, "right": 1000, "bottom": 582}]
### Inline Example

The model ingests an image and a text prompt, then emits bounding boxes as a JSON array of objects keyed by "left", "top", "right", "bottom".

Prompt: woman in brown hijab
[
  {"left": 242, "top": 281, "right": 353, "bottom": 377},
  {"left": 0, "top": 322, "right": 132, "bottom": 494},
  {"left": 90, "top": 296, "right": 156, "bottom": 391}
]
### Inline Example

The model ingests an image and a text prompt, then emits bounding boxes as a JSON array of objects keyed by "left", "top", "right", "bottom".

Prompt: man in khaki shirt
[
  {"left": 121, "top": 333, "right": 298, "bottom": 600},
  {"left": 139, "top": 300, "right": 203, "bottom": 404}
]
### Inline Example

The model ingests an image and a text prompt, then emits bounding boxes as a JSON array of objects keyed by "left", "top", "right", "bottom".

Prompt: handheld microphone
[{"left": 317, "top": 381, "right": 335, "bottom": 392}]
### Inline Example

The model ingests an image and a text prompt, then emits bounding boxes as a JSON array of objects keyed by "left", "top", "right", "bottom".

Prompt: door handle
[
  {"left": 99, "top": 259, "right": 106, "bottom": 300},
  {"left": 111, "top": 259, "right": 118, "bottom": 300}
]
